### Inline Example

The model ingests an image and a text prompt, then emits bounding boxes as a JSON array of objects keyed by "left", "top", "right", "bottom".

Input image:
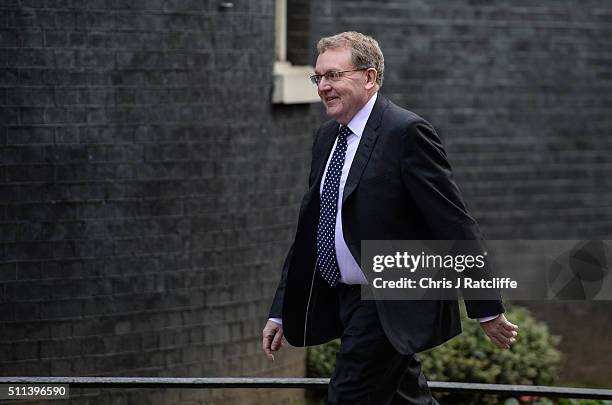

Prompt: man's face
[{"left": 315, "top": 47, "right": 370, "bottom": 125}]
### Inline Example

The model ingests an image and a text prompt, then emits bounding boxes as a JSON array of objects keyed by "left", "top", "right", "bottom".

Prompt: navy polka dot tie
[{"left": 317, "top": 125, "right": 351, "bottom": 287}]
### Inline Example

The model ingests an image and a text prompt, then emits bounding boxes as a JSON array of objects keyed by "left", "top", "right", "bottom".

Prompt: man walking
[{"left": 263, "top": 31, "right": 518, "bottom": 405}]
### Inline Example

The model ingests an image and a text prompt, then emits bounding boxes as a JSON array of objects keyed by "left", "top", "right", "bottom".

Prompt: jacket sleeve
[
  {"left": 400, "top": 120, "right": 505, "bottom": 319},
  {"left": 268, "top": 127, "right": 323, "bottom": 319},
  {"left": 268, "top": 244, "right": 293, "bottom": 318}
]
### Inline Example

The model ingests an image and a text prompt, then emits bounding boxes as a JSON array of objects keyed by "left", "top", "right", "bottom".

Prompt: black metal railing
[{"left": 1, "top": 377, "right": 611, "bottom": 400}]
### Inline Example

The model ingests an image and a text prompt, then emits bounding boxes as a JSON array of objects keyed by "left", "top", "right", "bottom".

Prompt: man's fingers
[
  {"left": 262, "top": 321, "right": 283, "bottom": 362},
  {"left": 503, "top": 322, "right": 518, "bottom": 332},
  {"left": 263, "top": 341, "right": 275, "bottom": 361},
  {"left": 262, "top": 334, "right": 271, "bottom": 352},
  {"left": 492, "top": 335, "right": 510, "bottom": 349},
  {"left": 499, "top": 320, "right": 519, "bottom": 339},
  {"left": 262, "top": 334, "right": 274, "bottom": 360},
  {"left": 498, "top": 328, "right": 516, "bottom": 339},
  {"left": 499, "top": 316, "right": 518, "bottom": 331},
  {"left": 489, "top": 334, "right": 506, "bottom": 348},
  {"left": 271, "top": 330, "right": 283, "bottom": 351},
  {"left": 492, "top": 330, "right": 517, "bottom": 349},
  {"left": 482, "top": 316, "right": 518, "bottom": 350},
  {"left": 483, "top": 326, "right": 515, "bottom": 349}
]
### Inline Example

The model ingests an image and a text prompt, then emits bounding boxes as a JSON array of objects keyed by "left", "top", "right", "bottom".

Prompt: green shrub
[
  {"left": 420, "top": 305, "right": 561, "bottom": 384},
  {"left": 307, "top": 338, "right": 340, "bottom": 378},
  {"left": 305, "top": 338, "right": 340, "bottom": 403},
  {"left": 307, "top": 305, "right": 562, "bottom": 404},
  {"left": 411, "top": 305, "right": 561, "bottom": 404}
]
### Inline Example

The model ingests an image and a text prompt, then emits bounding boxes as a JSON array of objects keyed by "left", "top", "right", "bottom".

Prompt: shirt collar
[{"left": 345, "top": 92, "right": 378, "bottom": 139}]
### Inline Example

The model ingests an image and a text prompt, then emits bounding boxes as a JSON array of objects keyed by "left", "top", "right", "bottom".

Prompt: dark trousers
[{"left": 327, "top": 284, "right": 438, "bottom": 405}]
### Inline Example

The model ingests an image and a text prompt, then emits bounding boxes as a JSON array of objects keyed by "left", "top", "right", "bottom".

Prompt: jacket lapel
[{"left": 342, "top": 95, "right": 387, "bottom": 203}]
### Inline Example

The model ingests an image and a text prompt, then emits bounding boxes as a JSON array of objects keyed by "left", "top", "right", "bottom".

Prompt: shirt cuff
[
  {"left": 478, "top": 314, "right": 501, "bottom": 323},
  {"left": 269, "top": 318, "right": 283, "bottom": 325}
]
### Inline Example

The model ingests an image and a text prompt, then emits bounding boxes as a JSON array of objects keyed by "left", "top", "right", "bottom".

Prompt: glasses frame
[{"left": 309, "top": 67, "right": 373, "bottom": 86}]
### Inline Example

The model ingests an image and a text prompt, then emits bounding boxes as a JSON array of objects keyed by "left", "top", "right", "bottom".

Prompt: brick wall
[
  {"left": 308, "top": 0, "right": 612, "bottom": 386},
  {"left": 0, "top": 1, "right": 317, "bottom": 404},
  {"left": 286, "top": 0, "right": 310, "bottom": 66}
]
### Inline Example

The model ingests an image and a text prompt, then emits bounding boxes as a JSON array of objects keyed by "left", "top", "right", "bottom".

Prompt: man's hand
[
  {"left": 480, "top": 314, "right": 518, "bottom": 350},
  {"left": 262, "top": 320, "right": 284, "bottom": 361}
]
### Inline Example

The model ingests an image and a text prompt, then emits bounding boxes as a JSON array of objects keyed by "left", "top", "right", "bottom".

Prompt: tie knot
[{"left": 338, "top": 125, "right": 352, "bottom": 141}]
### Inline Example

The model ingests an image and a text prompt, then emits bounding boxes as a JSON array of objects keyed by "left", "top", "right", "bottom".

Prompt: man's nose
[{"left": 318, "top": 78, "right": 332, "bottom": 91}]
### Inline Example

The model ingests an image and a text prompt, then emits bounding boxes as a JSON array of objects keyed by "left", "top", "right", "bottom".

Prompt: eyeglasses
[{"left": 309, "top": 68, "right": 372, "bottom": 86}]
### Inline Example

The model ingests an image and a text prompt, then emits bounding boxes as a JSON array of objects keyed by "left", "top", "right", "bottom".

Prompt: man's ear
[{"left": 365, "top": 68, "right": 378, "bottom": 90}]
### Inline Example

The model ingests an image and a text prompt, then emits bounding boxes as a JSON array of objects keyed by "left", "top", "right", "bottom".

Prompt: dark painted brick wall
[
  {"left": 308, "top": 0, "right": 612, "bottom": 386},
  {"left": 287, "top": 0, "right": 310, "bottom": 66},
  {"left": 0, "top": 1, "right": 316, "bottom": 404}
]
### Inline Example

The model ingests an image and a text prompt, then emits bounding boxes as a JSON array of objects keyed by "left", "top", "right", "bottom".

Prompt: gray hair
[{"left": 317, "top": 31, "right": 384, "bottom": 87}]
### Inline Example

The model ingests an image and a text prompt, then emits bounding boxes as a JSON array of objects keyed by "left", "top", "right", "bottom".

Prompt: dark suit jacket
[{"left": 269, "top": 94, "right": 504, "bottom": 355}]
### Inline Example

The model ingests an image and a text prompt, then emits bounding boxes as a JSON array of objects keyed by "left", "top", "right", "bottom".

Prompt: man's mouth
[{"left": 326, "top": 96, "right": 339, "bottom": 103}]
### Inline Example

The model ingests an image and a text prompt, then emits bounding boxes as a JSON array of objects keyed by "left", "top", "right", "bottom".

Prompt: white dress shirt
[{"left": 317, "top": 93, "right": 378, "bottom": 285}]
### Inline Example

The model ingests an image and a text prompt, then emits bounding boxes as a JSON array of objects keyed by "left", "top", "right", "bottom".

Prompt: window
[{"left": 272, "top": 0, "right": 319, "bottom": 104}]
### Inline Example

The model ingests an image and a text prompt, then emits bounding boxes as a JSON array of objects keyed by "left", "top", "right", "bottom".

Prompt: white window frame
[{"left": 272, "top": 0, "right": 320, "bottom": 104}]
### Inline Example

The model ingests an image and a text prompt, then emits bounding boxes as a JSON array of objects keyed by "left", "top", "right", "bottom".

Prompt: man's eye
[{"left": 327, "top": 72, "right": 341, "bottom": 80}]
